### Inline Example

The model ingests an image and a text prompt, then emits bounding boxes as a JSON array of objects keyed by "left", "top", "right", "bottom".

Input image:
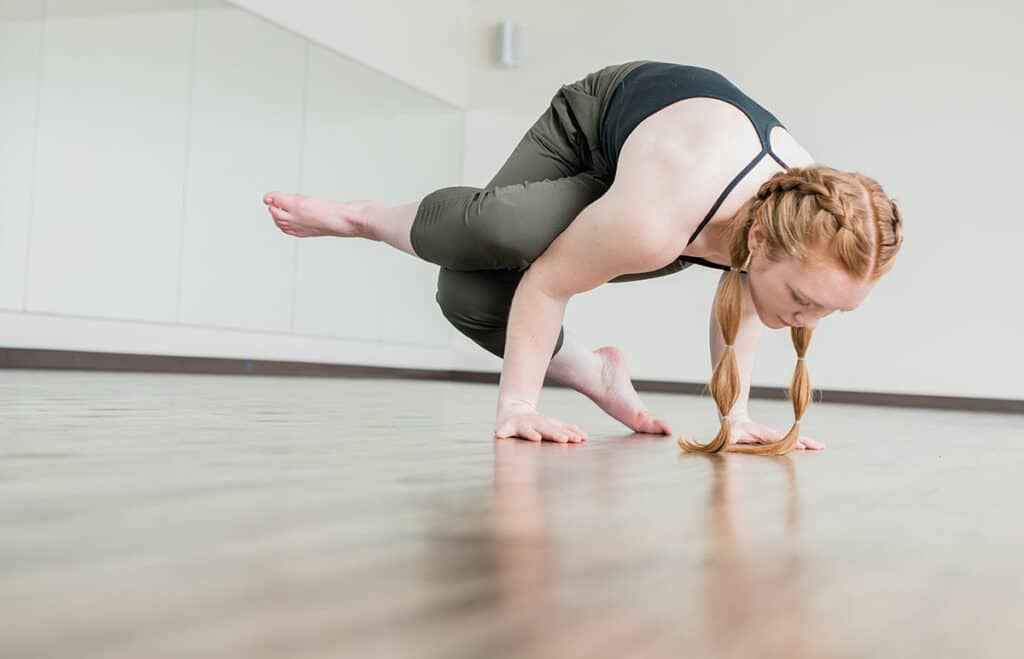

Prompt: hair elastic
[{"left": 729, "top": 251, "right": 753, "bottom": 274}]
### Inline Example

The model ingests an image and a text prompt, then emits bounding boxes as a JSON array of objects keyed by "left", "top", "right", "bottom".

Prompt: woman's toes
[
  {"left": 265, "top": 191, "right": 291, "bottom": 207},
  {"left": 269, "top": 205, "right": 293, "bottom": 222},
  {"left": 265, "top": 191, "right": 295, "bottom": 211}
]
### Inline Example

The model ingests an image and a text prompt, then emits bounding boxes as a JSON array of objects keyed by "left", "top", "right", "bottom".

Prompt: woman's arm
[
  {"left": 496, "top": 140, "right": 710, "bottom": 435},
  {"left": 496, "top": 187, "right": 684, "bottom": 419},
  {"left": 496, "top": 272, "right": 570, "bottom": 412},
  {"left": 708, "top": 270, "right": 764, "bottom": 419}
]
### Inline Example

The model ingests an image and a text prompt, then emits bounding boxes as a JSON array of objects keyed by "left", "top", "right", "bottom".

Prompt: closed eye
[{"left": 791, "top": 291, "right": 814, "bottom": 307}]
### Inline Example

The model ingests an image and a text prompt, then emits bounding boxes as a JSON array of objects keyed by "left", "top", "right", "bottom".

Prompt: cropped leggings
[{"left": 409, "top": 60, "right": 682, "bottom": 359}]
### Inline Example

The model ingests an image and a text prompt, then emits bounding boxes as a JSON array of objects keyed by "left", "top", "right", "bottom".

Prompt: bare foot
[
  {"left": 587, "top": 346, "right": 672, "bottom": 435},
  {"left": 262, "top": 191, "right": 377, "bottom": 238}
]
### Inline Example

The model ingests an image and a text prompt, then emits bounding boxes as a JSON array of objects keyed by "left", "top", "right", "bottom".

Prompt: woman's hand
[
  {"left": 727, "top": 413, "right": 825, "bottom": 451},
  {"left": 495, "top": 402, "right": 588, "bottom": 444}
]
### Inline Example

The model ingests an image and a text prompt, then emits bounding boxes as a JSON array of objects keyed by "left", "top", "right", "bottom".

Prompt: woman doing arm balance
[{"left": 262, "top": 61, "right": 904, "bottom": 454}]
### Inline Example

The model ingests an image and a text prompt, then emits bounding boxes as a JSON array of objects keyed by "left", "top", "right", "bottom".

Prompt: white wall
[
  {"left": 3, "top": 0, "right": 1020, "bottom": 402},
  {"left": 0, "top": 0, "right": 463, "bottom": 370},
  {"left": 458, "top": 0, "right": 1024, "bottom": 401},
  {"left": 227, "top": 0, "right": 469, "bottom": 107}
]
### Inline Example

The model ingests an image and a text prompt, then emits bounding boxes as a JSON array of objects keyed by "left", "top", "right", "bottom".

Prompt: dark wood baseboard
[{"left": 2, "top": 347, "right": 1021, "bottom": 415}]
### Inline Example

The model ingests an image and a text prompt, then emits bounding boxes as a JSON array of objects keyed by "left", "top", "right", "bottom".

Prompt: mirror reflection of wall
[{"left": 0, "top": 0, "right": 463, "bottom": 348}]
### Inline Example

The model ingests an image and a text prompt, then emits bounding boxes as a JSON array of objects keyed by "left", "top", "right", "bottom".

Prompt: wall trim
[{"left": 3, "top": 348, "right": 1021, "bottom": 415}]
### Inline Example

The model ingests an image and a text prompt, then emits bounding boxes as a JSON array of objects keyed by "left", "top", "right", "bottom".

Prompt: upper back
[
  {"left": 611, "top": 97, "right": 815, "bottom": 259},
  {"left": 602, "top": 62, "right": 785, "bottom": 173}
]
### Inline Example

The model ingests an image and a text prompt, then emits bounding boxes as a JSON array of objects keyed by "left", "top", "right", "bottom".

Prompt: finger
[
  {"left": 749, "top": 424, "right": 784, "bottom": 441},
  {"left": 801, "top": 436, "right": 826, "bottom": 450},
  {"left": 517, "top": 426, "right": 541, "bottom": 442},
  {"left": 544, "top": 424, "right": 569, "bottom": 443}
]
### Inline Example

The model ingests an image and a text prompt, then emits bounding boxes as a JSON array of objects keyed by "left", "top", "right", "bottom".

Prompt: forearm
[
  {"left": 497, "top": 269, "right": 570, "bottom": 413},
  {"left": 708, "top": 276, "right": 763, "bottom": 419}
]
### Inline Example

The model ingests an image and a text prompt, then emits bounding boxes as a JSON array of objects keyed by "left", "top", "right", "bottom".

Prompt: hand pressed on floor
[
  {"left": 495, "top": 402, "right": 588, "bottom": 444},
  {"left": 728, "top": 414, "right": 825, "bottom": 451}
]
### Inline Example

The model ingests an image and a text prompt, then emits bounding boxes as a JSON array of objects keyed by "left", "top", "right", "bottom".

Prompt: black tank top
[{"left": 601, "top": 62, "right": 792, "bottom": 272}]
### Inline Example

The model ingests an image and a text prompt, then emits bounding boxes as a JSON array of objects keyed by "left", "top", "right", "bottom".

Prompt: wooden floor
[{"left": 2, "top": 370, "right": 1023, "bottom": 659}]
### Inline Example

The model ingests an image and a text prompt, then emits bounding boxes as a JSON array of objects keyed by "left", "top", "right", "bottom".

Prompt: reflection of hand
[{"left": 727, "top": 413, "right": 825, "bottom": 451}]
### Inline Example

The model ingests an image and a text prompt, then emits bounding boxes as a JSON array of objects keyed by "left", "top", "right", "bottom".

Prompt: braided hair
[{"left": 679, "top": 164, "right": 904, "bottom": 455}]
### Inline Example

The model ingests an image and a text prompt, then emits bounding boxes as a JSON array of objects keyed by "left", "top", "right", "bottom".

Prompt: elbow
[{"left": 522, "top": 264, "right": 576, "bottom": 303}]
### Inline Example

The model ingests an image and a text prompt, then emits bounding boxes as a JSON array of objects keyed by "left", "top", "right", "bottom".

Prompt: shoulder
[
  {"left": 612, "top": 103, "right": 816, "bottom": 253},
  {"left": 609, "top": 128, "right": 726, "bottom": 257}
]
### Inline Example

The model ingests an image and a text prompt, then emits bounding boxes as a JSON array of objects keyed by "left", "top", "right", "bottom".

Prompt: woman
[{"left": 262, "top": 61, "right": 904, "bottom": 454}]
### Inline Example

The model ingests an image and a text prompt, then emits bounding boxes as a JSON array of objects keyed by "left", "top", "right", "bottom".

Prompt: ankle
[
  {"left": 547, "top": 350, "right": 604, "bottom": 398},
  {"left": 348, "top": 201, "right": 380, "bottom": 241}
]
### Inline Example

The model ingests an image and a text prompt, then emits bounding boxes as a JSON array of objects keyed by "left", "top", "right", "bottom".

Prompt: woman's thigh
[
  {"left": 418, "top": 64, "right": 646, "bottom": 357},
  {"left": 410, "top": 171, "right": 609, "bottom": 272},
  {"left": 410, "top": 61, "right": 650, "bottom": 271},
  {"left": 485, "top": 60, "right": 647, "bottom": 189}
]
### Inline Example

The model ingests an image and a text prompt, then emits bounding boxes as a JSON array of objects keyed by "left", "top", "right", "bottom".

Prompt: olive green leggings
[{"left": 410, "top": 60, "right": 679, "bottom": 359}]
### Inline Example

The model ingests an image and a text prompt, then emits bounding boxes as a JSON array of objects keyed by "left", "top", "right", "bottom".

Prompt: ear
[{"left": 746, "top": 220, "right": 764, "bottom": 255}]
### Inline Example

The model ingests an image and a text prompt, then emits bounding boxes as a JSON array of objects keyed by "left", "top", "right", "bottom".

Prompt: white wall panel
[
  {"left": 228, "top": 0, "right": 468, "bottom": 107},
  {"left": 26, "top": 3, "right": 193, "bottom": 320},
  {"left": 0, "top": 8, "right": 42, "bottom": 310},
  {"left": 177, "top": 5, "right": 304, "bottom": 331},
  {"left": 292, "top": 46, "right": 462, "bottom": 347}
]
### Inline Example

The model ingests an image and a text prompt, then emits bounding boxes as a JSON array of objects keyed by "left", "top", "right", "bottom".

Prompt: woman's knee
[
  {"left": 434, "top": 271, "right": 512, "bottom": 358},
  {"left": 434, "top": 268, "right": 565, "bottom": 359},
  {"left": 435, "top": 268, "right": 518, "bottom": 320}
]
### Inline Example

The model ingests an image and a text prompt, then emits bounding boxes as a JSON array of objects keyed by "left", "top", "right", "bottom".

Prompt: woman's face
[{"left": 745, "top": 229, "right": 873, "bottom": 330}]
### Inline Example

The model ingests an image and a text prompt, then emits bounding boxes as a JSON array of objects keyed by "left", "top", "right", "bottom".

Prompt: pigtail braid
[{"left": 678, "top": 259, "right": 745, "bottom": 453}]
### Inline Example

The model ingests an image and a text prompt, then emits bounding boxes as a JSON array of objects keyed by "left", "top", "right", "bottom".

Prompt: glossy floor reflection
[{"left": 1, "top": 370, "right": 1023, "bottom": 659}]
